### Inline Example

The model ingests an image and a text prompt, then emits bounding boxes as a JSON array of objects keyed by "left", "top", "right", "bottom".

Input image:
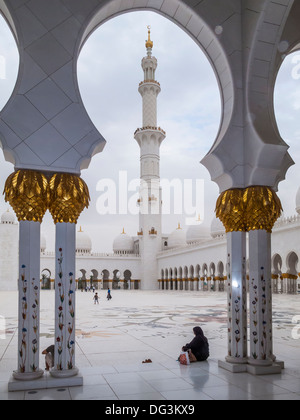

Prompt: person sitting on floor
[
  {"left": 182, "top": 326, "right": 210, "bottom": 362},
  {"left": 42, "top": 345, "right": 55, "bottom": 371}
]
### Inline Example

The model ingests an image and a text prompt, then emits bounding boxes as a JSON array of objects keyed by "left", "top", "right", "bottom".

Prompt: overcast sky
[{"left": 0, "top": 11, "right": 300, "bottom": 252}]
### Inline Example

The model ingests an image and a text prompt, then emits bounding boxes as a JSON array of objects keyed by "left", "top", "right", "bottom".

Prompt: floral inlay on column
[
  {"left": 31, "top": 278, "right": 39, "bottom": 372},
  {"left": 227, "top": 253, "right": 232, "bottom": 357},
  {"left": 234, "top": 295, "right": 241, "bottom": 358},
  {"left": 67, "top": 272, "right": 75, "bottom": 370},
  {"left": 260, "top": 267, "right": 268, "bottom": 361},
  {"left": 251, "top": 277, "right": 258, "bottom": 360},
  {"left": 56, "top": 248, "right": 65, "bottom": 371},
  {"left": 18, "top": 264, "right": 41, "bottom": 374},
  {"left": 19, "top": 265, "right": 27, "bottom": 373}
]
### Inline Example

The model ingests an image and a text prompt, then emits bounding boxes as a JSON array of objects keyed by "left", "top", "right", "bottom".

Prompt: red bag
[{"left": 179, "top": 351, "right": 190, "bottom": 365}]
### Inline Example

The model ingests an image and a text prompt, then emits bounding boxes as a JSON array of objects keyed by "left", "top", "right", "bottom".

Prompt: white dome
[
  {"left": 296, "top": 187, "right": 300, "bottom": 214},
  {"left": 113, "top": 229, "right": 134, "bottom": 254},
  {"left": 41, "top": 234, "right": 47, "bottom": 252},
  {"left": 1, "top": 209, "right": 15, "bottom": 224},
  {"left": 168, "top": 224, "right": 187, "bottom": 249},
  {"left": 211, "top": 217, "right": 225, "bottom": 238},
  {"left": 186, "top": 223, "right": 210, "bottom": 244},
  {"left": 76, "top": 227, "right": 92, "bottom": 252}
]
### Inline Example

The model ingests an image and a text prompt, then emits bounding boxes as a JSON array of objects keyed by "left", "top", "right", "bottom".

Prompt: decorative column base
[
  {"left": 218, "top": 360, "right": 248, "bottom": 374},
  {"left": 12, "top": 369, "right": 44, "bottom": 382},
  {"left": 246, "top": 363, "right": 282, "bottom": 376},
  {"left": 8, "top": 370, "right": 83, "bottom": 392},
  {"left": 219, "top": 360, "right": 283, "bottom": 376},
  {"left": 50, "top": 367, "right": 79, "bottom": 379},
  {"left": 225, "top": 356, "right": 248, "bottom": 365}
]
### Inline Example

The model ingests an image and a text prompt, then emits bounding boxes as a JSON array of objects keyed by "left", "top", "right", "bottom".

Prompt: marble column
[
  {"left": 248, "top": 230, "right": 274, "bottom": 367},
  {"left": 216, "top": 188, "right": 248, "bottom": 371},
  {"left": 245, "top": 186, "right": 283, "bottom": 374},
  {"left": 14, "top": 221, "right": 44, "bottom": 380},
  {"left": 48, "top": 173, "right": 90, "bottom": 379},
  {"left": 4, "top": 170, "right": 49, "bottom": 383},
  {"left": 225, "top": 231, "right": 248, "bottom": 365},
  {"left": 272, "top": 274, "right": 278, "bottom": 294},
  {"left": 50, "top": 223, "right": 77, "bottom": 378}
]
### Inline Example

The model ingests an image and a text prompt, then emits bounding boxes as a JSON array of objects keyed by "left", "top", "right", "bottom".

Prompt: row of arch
[
  {"left": 160, "top": 251, "right": 300, "bottom": 295},
  {"left": 272, "top": 251, "right": 299, "bottom": 276},
  {"left": 160, "top": 261, "right": 226, "bottom": 292},
  {"left": 272, "top": 252, "right": 300, "bottom": 294},
  {"left": 41, "top": 268, "right": 140, "bottom": 290}
]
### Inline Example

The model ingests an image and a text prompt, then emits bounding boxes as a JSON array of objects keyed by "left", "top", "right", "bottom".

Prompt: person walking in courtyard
[
  {"left": 107, "top": 288, "right": 112, "bottom": 301},
  {"left": 181, "top": 326, "right": 209, "bottom": 363},
  {"left": 93, "top": 292, "right": 99, "bottom": 305}
]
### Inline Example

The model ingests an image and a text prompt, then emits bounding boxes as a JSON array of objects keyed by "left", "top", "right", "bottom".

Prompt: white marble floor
[{"left": 0, "top": 290, "right": 300, "bottom": 400}]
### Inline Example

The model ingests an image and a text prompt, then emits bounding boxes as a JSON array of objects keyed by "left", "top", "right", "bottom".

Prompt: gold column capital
[
  {"left": 4, "top": 170, "right": 49, "bottom": 223},
  {"left": 216, "top": 186, "right": 282, "bottom": 233},
  {"left": 48, "top": 173, "right": 90, "bottom": 224},
  {"left": 4, "top": 170, "right": 90, "bottom": 224},
  {"left": 216, "top": 188, "right": 246, "bottom": 233},
  {"left": 243, "top": 186, "right": 282, "bottom": 233}
]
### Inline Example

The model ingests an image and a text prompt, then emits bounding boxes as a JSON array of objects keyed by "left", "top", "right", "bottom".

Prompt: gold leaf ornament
[
  {"left": 4, "top": 170, "right": 49, "bottom": 223},
  {"left": 216, "top": 186, "right": 282, "bottom": 233},
  {"left": 243, "top": 187, "right": 282, "bottom": 233},
  {"left": 48, "top": 173, "right": 90, "bottom": 224},
  {"left": 216, "top": 189, "right": 246, "bottom": 233}
]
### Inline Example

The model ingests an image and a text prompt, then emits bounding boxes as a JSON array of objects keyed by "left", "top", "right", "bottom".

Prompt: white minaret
[{"left": 134, "top": 27, "right": 166, "bottom": 290}]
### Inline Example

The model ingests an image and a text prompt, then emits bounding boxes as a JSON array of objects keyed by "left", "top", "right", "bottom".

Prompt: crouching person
[
  {"left": 42, "top": 345, "right": 55, "bottom": 371},
  {"left": 182, "top": 326, "right": 210, "bottom": 362}
]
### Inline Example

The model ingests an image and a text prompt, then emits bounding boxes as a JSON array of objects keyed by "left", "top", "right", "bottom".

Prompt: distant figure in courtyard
[
  {"left": 93, "top": 292, "right": 99, "bottom": 304},
  {"left": 107, "top": 288, "right": 112, "bottom": 301},
  {"left": 181, "top": 327, "right": 209, "bottom": 363},
  {"left": 42, "top": 345, "right": 55, "bottom": 371}
]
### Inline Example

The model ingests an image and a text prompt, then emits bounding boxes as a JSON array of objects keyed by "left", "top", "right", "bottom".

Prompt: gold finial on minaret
[
  {"left": 79, "top": 226, "right": 83, "bottom": 233},
  {"left": 122, "top": 228, "right": 126, "bottom": 234},
  {"left": 145, "top": 25, "right": 153, "bottom": 50}
]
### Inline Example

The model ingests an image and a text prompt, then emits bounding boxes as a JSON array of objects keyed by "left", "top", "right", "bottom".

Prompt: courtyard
[{"left": 0, "top": 290, "right": 300, "bottom": 400}]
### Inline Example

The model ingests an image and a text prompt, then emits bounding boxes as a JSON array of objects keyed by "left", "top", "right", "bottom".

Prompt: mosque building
[
  {"left": 3, "top": 0, "right": 300, "bottom": 387},
  {"left": 1, "top": 29, "right": 300, "bottom": 296}
]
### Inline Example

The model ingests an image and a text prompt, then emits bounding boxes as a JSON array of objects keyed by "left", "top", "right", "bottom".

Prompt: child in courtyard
[{"left": 93, "top": 292, "right": 99, "bottom": 304}]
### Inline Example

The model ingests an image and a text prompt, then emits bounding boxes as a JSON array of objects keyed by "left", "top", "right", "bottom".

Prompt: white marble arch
[
  {"left": 0, "top": 0, "right": 296, "bottom": 190},
  {"left": 0, "top": 0, "right": 233, "bottom": 176}
]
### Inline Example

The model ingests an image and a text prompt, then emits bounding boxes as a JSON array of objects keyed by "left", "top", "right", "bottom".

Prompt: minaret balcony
[
  {"left": 134, "top": 126, "right": 166, "bottom": 136},
  {"left": 149, "top": 195, "right": 157, "bottom": 204},
  {"left": 138, "top": 81, "right": 161, "bottom": 97},
  {"left": 149, "top": 228, "right": 158, "bottom": 236},
  {"left": 139, "top": 80, "right": 160, "bottom": 87}
]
